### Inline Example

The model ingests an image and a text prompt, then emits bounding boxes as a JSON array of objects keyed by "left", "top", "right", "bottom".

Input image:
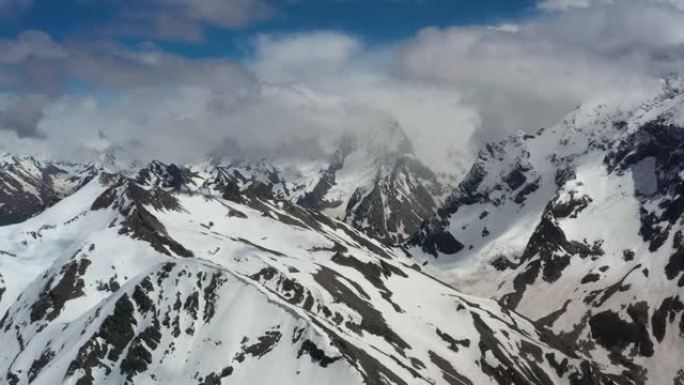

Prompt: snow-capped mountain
[
  {"left": 6, "top": 76, "right": 684, "bottom": 384},
  {"left": 0, "top": 125, "right": 444, "bottom": 247},
  {"left": 407, "top": 78, "right": 684, "bottom": 384},
  {"left": 0, "top": 170, "right": 615, "bottom": 385},
  {"left": 136, "top": 125, "right": 445, "bottom": 245},
  {"left": 0, "top": 153, "right": 98, "bottom": 226}
]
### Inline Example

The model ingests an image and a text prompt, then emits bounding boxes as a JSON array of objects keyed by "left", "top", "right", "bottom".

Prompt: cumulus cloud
[
  {"left": 398, "top": 0, "right": 684, "bottom": 145},
  {"left": 2, "top": 0, "right": 684, "bottom": 176},
  {"left": 251, "top": 32, "right": 362, "bottom": 83},
  {"left": 0, "top": 95, "right": 48, "bottom": 138},
  {"left": 248, "top": 2, "right": 684, "bottom": 165},
  {"left": 247, "top": 32, "right": 480, "bottom": 174},
  {"left": 0, "top": 31, "right": 259, "bottom": 156},
  {"left": 0, "top": 30, "right": 480, "bottom": 174},
  {"left": 108, "top": 0, "right": 274, "bottom": 41}
]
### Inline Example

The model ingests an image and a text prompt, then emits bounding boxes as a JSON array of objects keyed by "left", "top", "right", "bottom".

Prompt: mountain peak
[
  {"left": 406, "top": 80, "right": 684, "bottom": 383},
  {"left": 0, "top": 157, "right": 625, "bottom": 385}
]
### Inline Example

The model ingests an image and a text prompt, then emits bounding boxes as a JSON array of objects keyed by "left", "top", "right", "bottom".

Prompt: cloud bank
[{"left": 1, "top": 0, "right": 683, "bottom": 175}]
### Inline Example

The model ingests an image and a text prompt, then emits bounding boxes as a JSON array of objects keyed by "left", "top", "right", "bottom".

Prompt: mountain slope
[
  {"left": 0, "top": 172, "right": 619, "bottom": 385},
  {"left": 0, "top": 154, "right": 97, "bottom": 226},
  {"left": 407, "top": 79, "right": 684, "bottom": 384}
]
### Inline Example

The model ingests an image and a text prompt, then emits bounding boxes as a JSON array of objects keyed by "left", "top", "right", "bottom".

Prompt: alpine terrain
[
  {"left": 2, "top": 78, "right": 684, "bottom": 384},
  {"left": 408, "top": 78, "right": 684, "bottom": 385},
  {"left": 0, "top": 155, "right": 613, "bottom": 385}
]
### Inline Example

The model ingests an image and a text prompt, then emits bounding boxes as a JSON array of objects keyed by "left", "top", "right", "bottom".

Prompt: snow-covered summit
[{"left": 407, "top": 78, "right": 684, "bottom": 384}]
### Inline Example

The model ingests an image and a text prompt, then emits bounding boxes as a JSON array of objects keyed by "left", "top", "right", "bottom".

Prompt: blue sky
[{"left": 0, "top": 0, "right": 539, "bottom": 58}]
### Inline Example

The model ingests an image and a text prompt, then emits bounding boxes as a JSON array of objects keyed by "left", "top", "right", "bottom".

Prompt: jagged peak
[
  {"left": 91, "top": 174, "right": 182, "bottom": 214},
  {"left": 135, "top": 160, "right": 197, "bottom": 190}
]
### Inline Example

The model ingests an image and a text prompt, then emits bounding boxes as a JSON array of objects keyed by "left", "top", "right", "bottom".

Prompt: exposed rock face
[
  {"left": 0, "top": 154, "right": 97, "bottom": 225},
  {"left": 407, "top": 80, "right": 684, "bottom": 384},
  {"left": 343, "top": 155, "right": 443, "bottom": 245},
  {"left": 297, "top": 135, "right": 355, "bottom": 211},
  {"left": 135, "top": 160, "right": 198, "bottom": 190}
]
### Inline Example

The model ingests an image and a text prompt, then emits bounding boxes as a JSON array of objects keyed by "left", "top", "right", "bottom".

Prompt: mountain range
[{"left": 2, "top": 78, "right": 684, "bottom": 384}]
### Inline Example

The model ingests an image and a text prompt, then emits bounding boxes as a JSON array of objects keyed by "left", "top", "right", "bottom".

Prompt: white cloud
[
  {"left": 0, "top": 30, "right": 67, "bottom": 64},
  {"left": 398, "top": 0, "right": 684, "bottom": 143},
  {"left": 247, "top": 32, "right": 480, "bottom": 174},
  {"left": 3, "top": 0, "right": 684, "bottom": 176},
  {"left": 0, "top": 31, "right": 479, "bottom": 175},
  {"left": 251, "top": 32, "right": 362, "bottom": 83},
  {"left": 112, "top": 0, "right": 274, "bottom": 41}
]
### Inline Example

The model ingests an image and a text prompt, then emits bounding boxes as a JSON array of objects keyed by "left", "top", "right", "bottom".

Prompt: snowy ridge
[
  {"left": 408, "top": 78, "right": 684, "bottom": 384},
  {"left": 0, "top": 172, "right": 617, "bottom": 385},
  {"left": 0, "top": 125, "right": 445, "bottom": 247}
]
